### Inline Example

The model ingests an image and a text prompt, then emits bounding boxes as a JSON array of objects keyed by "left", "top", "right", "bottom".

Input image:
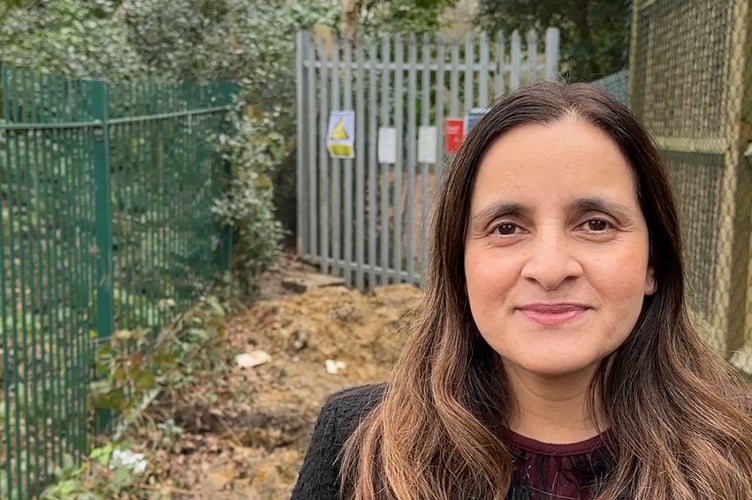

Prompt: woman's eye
[
  {"left": 585, "top": 219, "right": 609, "bottom": 231},
  {"left": 494, "top": 223, "right": 517, "bottom": 235}
]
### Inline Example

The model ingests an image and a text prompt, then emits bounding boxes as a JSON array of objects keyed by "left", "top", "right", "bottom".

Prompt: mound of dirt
[{"left": 158, "top": 261, "right": 422, "bottom": 498}]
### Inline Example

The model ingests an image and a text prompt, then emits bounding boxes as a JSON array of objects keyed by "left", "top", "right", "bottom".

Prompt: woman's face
[{"left": 463, "top": 117, "right": 655, "bottom": 380}]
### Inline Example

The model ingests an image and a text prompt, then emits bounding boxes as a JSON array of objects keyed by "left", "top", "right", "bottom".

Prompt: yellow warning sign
[
  {"left": 326, "top": 110, "right": 355, "bottom": 159},
  {"left": 330, "top": 119, "right": 349, "bottom": 140},
  {"left": 329, "top": 144, "right": 352, "bottom": 157}
]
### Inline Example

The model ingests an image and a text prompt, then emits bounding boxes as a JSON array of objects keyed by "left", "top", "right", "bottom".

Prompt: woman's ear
[{"left": 644, "top": 266, "right": 657, "bottom": 296}]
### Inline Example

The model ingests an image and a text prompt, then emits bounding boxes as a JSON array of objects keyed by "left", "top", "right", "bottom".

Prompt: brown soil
[{"left": 151, "top": 256, "right": 421, "bottom": 498}]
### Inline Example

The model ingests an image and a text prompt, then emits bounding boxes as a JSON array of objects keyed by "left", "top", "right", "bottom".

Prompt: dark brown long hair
[{"left": 340, "top": 82, "right": 752, "bottom": 499}]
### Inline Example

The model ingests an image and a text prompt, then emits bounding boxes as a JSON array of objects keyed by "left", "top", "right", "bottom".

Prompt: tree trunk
[
  {"left": 341, "top": 0, "right": 360, "bottom": 40},
  {"left": 570, "top": 0, "right": 601, "bottom": 76}
]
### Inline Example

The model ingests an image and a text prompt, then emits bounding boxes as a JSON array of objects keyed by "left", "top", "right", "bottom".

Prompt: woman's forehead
[{"left": 468, "top": 119, "right": 639, "bottom": 210}]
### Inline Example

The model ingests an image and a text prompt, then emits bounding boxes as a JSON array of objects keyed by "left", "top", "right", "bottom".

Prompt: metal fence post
[
  {"left": 219, "top": 155, "right": 234, "bottom": 272},
  {"left": 218, "top": 82, "right": 236, "bottom": 273},
  {"left": 545, "top": 27, "right": 560, "bottom": 82},
  {"left": 296, "top": 31, "right": 306, "bottom": 257},
  {"left": 91, "top": 80, "right": 114, "bottom": 429}
]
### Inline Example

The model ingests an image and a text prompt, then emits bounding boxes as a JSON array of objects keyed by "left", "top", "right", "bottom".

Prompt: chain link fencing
[{"left": 618, "top": 0, "right": 752, "bottom": 374}]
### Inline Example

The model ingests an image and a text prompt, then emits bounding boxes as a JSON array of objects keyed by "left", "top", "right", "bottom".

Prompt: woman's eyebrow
[
  {"left": 470, "top": 202, "right": 529, "bottom": 226},
  {"left": 469, "top": 198, "right": 635, "bottom": 226},
  {"left": 569, "top": 198, "right": 634, "bottom": 220}
]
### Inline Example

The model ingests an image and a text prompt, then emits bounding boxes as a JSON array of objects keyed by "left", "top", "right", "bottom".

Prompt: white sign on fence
[
  {"left": 418, "top": 126, "right": 438, "bottom": 163},
  {"left": 377, "top": 127, "right": 397, "bottom": 164},
  {"left": 326, "top": 110, "right": 355, "bottom": 158}
]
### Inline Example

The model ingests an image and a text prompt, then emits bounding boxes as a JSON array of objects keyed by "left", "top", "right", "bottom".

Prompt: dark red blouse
[{"left": 503, "top": 427, "right": 614, "bottom": 499}]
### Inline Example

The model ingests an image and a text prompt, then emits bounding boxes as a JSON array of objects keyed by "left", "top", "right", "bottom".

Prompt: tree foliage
[
  {"left": 0, "top": 0, "right": 144, "bottom": 79},
  {"left": 359, "top": 0, "right": 458, "bottom": 35},
  {"left": 475, "top": 0, "right": 629, "bottom": 81}
]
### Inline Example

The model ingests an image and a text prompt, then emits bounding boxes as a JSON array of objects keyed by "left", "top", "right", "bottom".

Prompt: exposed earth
[{"left": 142, "top": 256, "right": 421, "bottom": 499}]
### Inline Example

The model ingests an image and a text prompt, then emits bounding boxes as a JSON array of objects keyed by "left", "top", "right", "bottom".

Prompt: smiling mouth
[{"left": 517, "top": 304, "right": 590, "bottom": 327}]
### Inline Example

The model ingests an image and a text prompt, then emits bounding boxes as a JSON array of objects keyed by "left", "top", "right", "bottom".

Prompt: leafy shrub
[
  {"left": 212, "top": 107, "right": 287, "bottom": 296},
  {"left": 0, "top": 0, "right": 144, "bottom": 79}
]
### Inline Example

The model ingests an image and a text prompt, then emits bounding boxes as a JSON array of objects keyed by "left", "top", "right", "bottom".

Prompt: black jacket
[{"left": 291, "top": 384, "right": 386, "bottom": 500}]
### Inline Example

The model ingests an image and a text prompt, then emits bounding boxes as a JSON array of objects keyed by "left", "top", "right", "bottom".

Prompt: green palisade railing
[{"left": 0, "top": 66, "right": 236, "bottom": 498}]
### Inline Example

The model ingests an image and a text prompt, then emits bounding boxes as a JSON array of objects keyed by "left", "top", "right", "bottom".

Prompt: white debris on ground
[{"left": 235, "top": 350, "right": 272, "bottom": 368}]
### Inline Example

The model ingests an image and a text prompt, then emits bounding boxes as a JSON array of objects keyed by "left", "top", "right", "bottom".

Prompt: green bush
[
  {"left": 213, "top": 107, "right": 287, "bottom": 296},
  {"left": 0, "top": 0, "right": 144, "bottom": 79}
]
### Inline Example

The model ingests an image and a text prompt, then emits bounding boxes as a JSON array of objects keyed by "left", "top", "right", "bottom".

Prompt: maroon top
[{"left": 502, "top": 427, "right": 614, "bottom": 499}]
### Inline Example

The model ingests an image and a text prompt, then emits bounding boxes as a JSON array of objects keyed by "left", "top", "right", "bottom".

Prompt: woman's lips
[{"left": 517, "top": 303, "right": 590, "bottom": 327}]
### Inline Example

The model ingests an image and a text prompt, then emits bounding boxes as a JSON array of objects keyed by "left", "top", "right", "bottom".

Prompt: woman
[{"left": 291, "top": 82, "right": 752, "bottom": 499}]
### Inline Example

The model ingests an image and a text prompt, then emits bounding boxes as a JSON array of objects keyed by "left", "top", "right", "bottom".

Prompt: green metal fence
[{"left": 0, "top": 66, "right": 236, "bottom": 498}]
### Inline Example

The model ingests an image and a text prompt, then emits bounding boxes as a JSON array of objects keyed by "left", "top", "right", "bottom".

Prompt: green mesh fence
[
  {"left": 0, "top": 66, "right": 236, "bottom": 498},
  {"left": 107, "top": 81, "right": 236, "bottom": 332},
  {"left": 626, "top": 0, "right": 752, "bottom": 370}
]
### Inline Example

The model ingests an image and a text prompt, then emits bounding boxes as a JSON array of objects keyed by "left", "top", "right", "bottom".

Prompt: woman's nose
[{"left": 519, "top": 229, "right": 584, "bottom": 291}]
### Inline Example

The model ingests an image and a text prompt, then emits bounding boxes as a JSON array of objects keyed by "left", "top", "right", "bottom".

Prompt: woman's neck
[{"left": 505, "top": 364, "right": 605, "bottom": 444}]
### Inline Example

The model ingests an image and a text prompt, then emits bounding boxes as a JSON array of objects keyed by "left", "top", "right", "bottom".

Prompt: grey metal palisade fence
[{"left": 296, "top": 29, "right": 560, "bottom": 290}]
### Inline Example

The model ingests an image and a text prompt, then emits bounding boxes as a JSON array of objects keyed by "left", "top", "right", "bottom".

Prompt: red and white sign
[{"left": 445, "top": 118, "right": 465, "bottom": 153}]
